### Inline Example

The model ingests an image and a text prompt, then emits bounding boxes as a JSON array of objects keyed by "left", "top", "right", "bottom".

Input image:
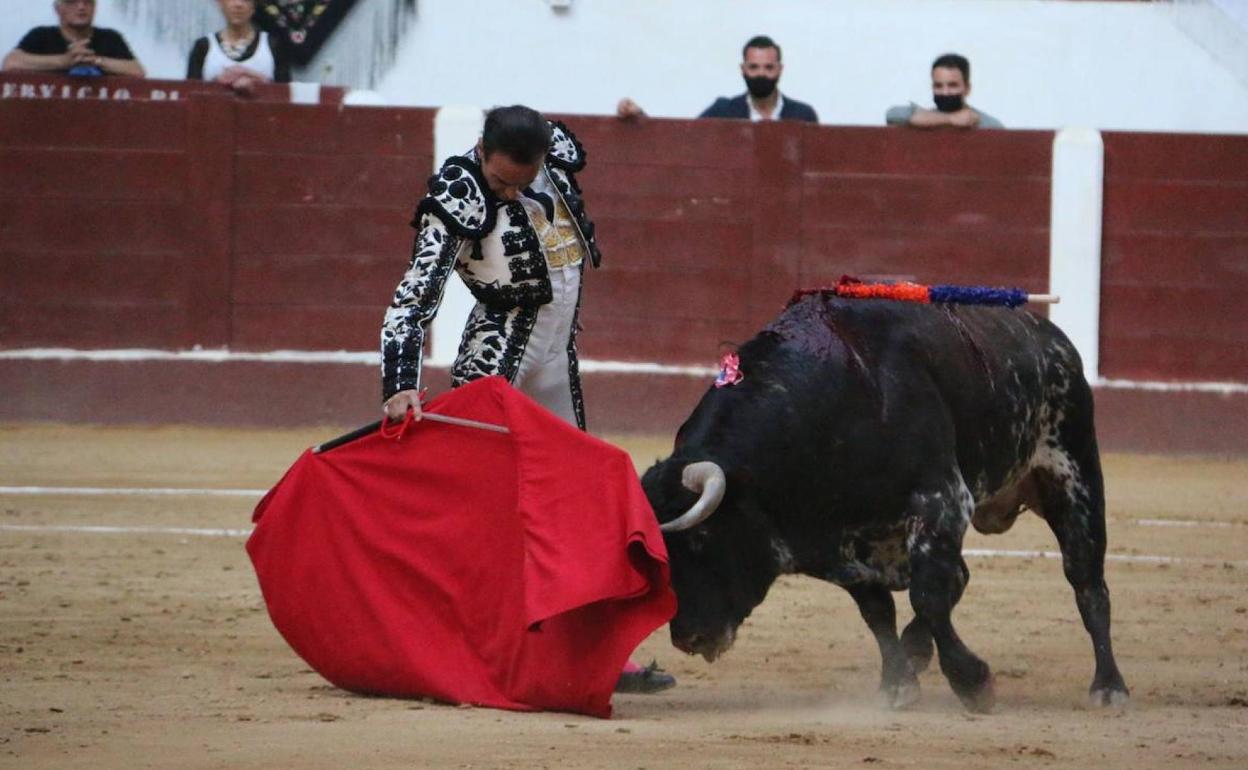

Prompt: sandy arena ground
[{"left": 1, "top": 424, "right": 1246, "bottom": 769}]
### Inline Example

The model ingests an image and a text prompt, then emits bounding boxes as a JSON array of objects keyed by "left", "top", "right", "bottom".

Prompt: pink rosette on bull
[{"left": 714, "top": 351, "right": 744, "bottom": 388}]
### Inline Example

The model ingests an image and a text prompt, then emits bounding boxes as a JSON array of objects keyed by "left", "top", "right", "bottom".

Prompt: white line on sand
[
  {"left": 1135, "top": 518, "right": 1239, "bottom": 529},
  {"left": 2, "top": 524, "right": 1243, "bottom": 567},
  {"left": 0, "top": 523, "right": 250, "bottom": 537},
  {"left": 10, "top": 488, "right": 1241, "bottom": 533},
  {"left": 0, "top": 486, "right": 267, "bottom": 497},
  {"left": 963, "top": 548, "right": 1247, "bottom": 568}
]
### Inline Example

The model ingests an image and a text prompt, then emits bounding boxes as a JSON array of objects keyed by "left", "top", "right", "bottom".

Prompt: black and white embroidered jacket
[{"left": 380, "top": 121, "right": 601, "bottom": 427}]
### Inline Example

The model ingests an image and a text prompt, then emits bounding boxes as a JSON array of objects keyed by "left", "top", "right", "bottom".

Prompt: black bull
[{"left": 642, "top": 295, "right": 1129, "bottom": 711}]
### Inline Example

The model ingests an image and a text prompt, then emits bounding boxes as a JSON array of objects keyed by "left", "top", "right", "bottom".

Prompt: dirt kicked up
[{"left": 1, "top": 424, "right": 1246, "bottom": 769}]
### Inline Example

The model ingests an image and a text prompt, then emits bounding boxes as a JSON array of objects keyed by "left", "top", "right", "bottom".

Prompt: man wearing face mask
[
  {"left": 616, "top": 35, "right": 818, "bottom": 123},
  {"left": 698, "top": 35, "right": 818, "bottom": 122},
  {"left": 886, "top": 53, "right": 1003, "bottom": 130}
]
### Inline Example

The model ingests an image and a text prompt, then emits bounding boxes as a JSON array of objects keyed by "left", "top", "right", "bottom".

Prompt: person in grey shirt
[{"left": 886, "top": 53, "right": 1002, "bottom": 130}]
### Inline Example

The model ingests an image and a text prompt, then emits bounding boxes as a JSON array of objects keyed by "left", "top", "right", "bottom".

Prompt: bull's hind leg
[
  {"left": 906, "top": 478, "right": 994, "bottom": 712},
  {"left": 899, "top": 616, "right": 934, "bottom": 674},
  {"left": 1030, "top": 434, "right": 1129, "bottom": 707},
  {"left": 845, "top": 583, "right": 921, "bottom": 709}
]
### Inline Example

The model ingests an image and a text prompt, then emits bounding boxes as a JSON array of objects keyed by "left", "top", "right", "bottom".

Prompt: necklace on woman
[{"left": 220, "top": 27, "right": 256, "bottom": 60}]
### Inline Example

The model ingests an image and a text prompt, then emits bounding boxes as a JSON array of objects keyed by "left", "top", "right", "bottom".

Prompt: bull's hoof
[
  {"left": 955, "top": 676, "right": 996, "bottom": 714},
  {"left": 880, "top": 681, "right": 921, "bottom": 710},
  {"left": 1089, "top": 686, "right": 1129, "bottom": 708}
]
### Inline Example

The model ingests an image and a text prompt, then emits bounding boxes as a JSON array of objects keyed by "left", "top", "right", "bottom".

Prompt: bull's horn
[{"left": 659, "top": 461, "right": 727, "bottom": 532}]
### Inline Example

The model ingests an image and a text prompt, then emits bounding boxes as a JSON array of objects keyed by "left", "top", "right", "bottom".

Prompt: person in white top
[{"left": 186, "top": 0, "right": 290, "bottom": 95}]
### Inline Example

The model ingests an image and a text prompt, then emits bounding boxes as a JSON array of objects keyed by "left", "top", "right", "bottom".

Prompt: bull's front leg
[
  {"left": 845, "top": 583, "right": 921, "bottom": 709},
  {"left": 906, "top": 479, "right": 995, "bottom": 713}
]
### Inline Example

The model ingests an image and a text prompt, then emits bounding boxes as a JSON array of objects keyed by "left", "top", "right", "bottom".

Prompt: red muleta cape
[{"left": 247, "top": 377, "right": 676, "bottom": 718}]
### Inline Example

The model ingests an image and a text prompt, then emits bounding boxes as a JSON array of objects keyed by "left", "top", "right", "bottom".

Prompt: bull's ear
[
  {"left": 686, "top": 526, "right": 712, "bottom": 551},
  {"left": 641, "top": 458, "right": 688, "bottom": 503},
  {"left": 726, "top": 466, "right": 753, "bottom": 488},
  {"left": 639, "top": 459, "right": 667, "bottom": 492}
]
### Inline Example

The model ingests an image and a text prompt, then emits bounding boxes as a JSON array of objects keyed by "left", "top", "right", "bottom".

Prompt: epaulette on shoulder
[
  {"left": 547, "top": 120, "right": 587, "bottom": 173},
  {"left": 412, "top": 156, "right": 496, "bottom": 238}
]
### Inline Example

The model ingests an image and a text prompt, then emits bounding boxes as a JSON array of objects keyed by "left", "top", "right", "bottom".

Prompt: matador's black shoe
[{"left": 614, "top": 660, "right": 676, "bottom": 694}]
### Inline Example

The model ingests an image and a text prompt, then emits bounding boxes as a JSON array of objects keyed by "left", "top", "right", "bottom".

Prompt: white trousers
[{"left": 511, "top": 264, "right": 580, "bottom": 426}]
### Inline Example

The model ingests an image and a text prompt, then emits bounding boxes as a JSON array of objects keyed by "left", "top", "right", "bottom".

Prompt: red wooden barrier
[
  {"left": 1, "top": 102, "right": 1053, "bottom": 364},
  {"left": 1, "top": 95, "right": 201, "bottom": 347},
  {"left": 0, "top": 79, "right": 431, "bottom": 353},
  {"left": 1, "top": 90, "right": 1245, "bottom": 450},
  {"left": 229, "top": 101, "right": 433, "bottom": 350},
  {"left": 1101, "top": 131, "right": 1248, "bottom": 383},
  {"left": 567, "top": 117, "right": 1053, "bottom": 364}
]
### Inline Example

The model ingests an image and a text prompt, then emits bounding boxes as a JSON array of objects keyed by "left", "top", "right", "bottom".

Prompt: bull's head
[{"left": 642, "top": 457, "right": 779, "bottom": 663}]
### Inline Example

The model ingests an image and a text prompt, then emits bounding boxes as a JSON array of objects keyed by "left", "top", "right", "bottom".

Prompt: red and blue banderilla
[{"left": 788, "top": 276, "right": 1060, "bottom": 309}]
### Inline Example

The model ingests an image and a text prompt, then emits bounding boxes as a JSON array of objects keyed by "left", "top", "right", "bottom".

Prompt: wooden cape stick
[{"left": 313, "top": 413, "right": 510, "bottom": 454}]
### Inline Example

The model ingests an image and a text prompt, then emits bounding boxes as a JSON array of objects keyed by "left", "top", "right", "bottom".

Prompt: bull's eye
[{"left": 685, "top": 528, "right": 711, "bottom": 553}]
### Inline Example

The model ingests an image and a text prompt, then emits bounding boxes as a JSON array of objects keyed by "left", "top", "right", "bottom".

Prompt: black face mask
[
  {"left": 934, "top": 94, "right": 964, "bottom": 113},
  {"left": 744, "top": 75, "right": 778, "bottom": 99}
]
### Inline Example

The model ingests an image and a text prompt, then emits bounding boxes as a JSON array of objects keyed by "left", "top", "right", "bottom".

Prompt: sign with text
[
  {"left": 1, "top": 79, "right": 180, "bottom": 101},
  {"left": 0, "top": 74, "right": 343, "bottom": 104}
]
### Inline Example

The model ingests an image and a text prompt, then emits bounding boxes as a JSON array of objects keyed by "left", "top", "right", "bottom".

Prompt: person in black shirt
[
  {"left": 694, "top": 36, "right": 818, "bottom": 122},
  {"left": 2, "top": 0, "right": 144, "bottom": 77},
  {"left": 617, "top": 35, "right": 817, "bottom": 123}
]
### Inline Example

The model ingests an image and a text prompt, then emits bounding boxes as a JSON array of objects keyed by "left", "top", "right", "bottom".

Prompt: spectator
[
  {"left": 617, "top": 35, "right": 818, "bottom": 123},
  {"left": 1, "top": 0, "right": 144, "bottom": 78},
  {"left": 886, "top": 53, "right": 1003, "bottom": 130},
  {"left": 187, "top": 0, "right": 291, "bottom": 95}
]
